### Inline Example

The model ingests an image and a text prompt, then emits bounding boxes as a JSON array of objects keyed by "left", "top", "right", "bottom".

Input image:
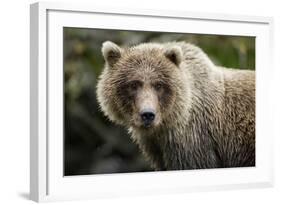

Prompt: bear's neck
[{"left": 131, "top": 117, "right": 222, "bottom": 170}]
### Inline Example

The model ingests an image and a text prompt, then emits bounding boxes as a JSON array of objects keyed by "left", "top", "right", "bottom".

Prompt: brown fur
[{"left": 97, "top": 41, "right": 255, "bottom": 170}]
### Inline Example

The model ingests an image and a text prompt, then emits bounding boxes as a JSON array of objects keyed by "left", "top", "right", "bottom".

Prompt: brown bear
[{"left": 96, "top": 41, "right": 255, "bottom": 171}]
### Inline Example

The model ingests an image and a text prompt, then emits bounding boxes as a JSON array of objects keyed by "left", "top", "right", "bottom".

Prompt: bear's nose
[{"left": 140, "top": 109, "right": 155, "bottom": 127}]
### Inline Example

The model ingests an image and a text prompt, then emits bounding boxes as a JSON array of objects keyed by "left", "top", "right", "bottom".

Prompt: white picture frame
[{"left": 30, "top": 2, "right": 274, "bottom": 202}]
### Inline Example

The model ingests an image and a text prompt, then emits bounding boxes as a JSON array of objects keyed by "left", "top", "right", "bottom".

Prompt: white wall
[{"left": 0, "top": 0, "right": 280, "bottom": 204}]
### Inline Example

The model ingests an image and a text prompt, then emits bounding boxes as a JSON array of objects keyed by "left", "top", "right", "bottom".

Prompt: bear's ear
[
  {"left": 102, "top": 41, "right": 122, "bottom": 67},
  {"left": 164, "top": 46, "right": 183, "bottom": 66}
]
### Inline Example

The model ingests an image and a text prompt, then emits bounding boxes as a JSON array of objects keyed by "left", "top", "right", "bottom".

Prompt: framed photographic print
[{"left": 30, "top": 2, "right": 274, "bottom": 202}]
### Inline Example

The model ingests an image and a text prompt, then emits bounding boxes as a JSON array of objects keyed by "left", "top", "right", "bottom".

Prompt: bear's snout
[{"left": 140, "top": 109, "right": 156, "bottom": 127}]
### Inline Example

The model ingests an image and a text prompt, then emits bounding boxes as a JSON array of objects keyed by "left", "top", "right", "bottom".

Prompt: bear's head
[{"left": 97, "top": 41, "right": 185, "bottom": 131}]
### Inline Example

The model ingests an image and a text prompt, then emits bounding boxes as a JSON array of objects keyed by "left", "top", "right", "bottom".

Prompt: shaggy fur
[{"left": 96, "top": 41, "right": 255, "bottom": 170}]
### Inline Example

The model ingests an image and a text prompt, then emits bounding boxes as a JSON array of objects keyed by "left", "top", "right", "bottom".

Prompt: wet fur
[{"left": 97, "top": 41, "right": 255, "bottom": 170}]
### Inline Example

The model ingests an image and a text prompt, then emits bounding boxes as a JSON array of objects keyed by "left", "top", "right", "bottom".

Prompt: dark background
[{"left": 63, "top": 28, "right": 255, "bottom": 176}]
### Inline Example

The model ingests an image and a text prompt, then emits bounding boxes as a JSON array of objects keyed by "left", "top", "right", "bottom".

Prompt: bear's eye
[
  {"left": 154, "top": 83, "right": 163, "bottom": 91},
  {"left": 129, "top": 81, "right": 140, "bottom": 90}
]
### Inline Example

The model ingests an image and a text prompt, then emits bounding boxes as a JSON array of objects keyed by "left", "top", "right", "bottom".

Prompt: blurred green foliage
[{"left": 64, "top": 28, "right": 255, "bottom": 176}]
